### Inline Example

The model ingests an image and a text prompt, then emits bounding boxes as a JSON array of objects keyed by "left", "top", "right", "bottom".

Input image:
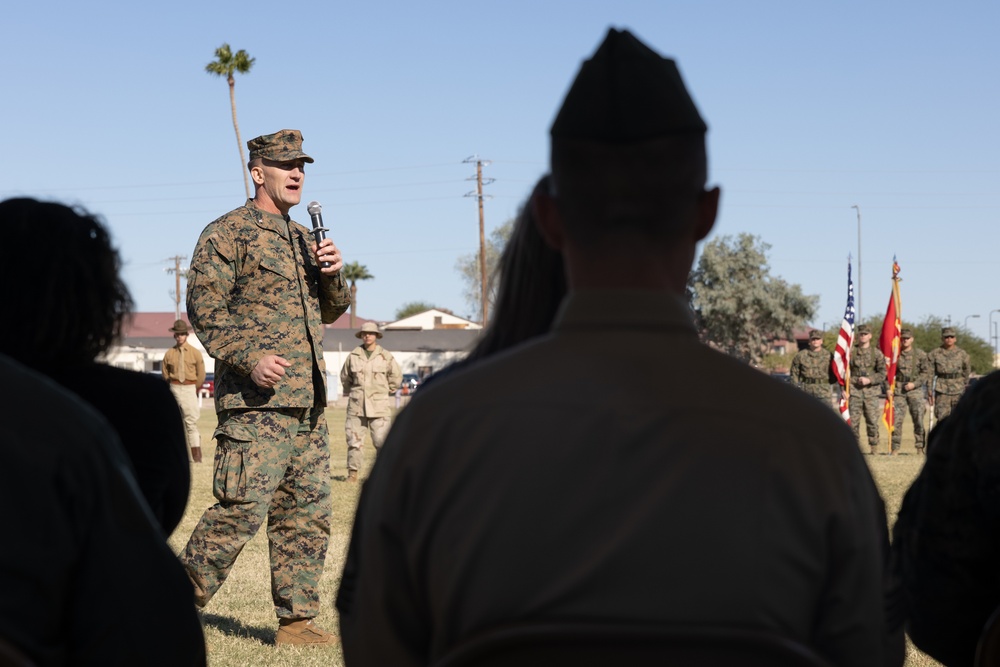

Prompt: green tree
[
  {"left": 394, "top": 301, "right": 438, "bottom": 320},
  {"left": 206, "top": 44, "right": 255, "bottom": 199},
  {"left": 688, "top": 233, "right": 817, "bottom": 365},
  {"left": 455, "top": 217, "right": 514, "bottom": 321},
  {"left": 341, "top": 261, "right": 374, "bottom": 329}
]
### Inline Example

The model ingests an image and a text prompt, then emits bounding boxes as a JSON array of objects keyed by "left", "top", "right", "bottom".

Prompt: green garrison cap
[
  {"left": 900, "top": 328, "right": 913, "bottom": 338},
  {"left": 942, "top": 327, "right": 957, "bottom": 337},
  {"left": 550, "top": 28, "right": 707, "bottom": 142},
  {"left": 247, "top": 129, "right": 314, "bottom": 163},
  {"left": 809, "top": 329, "right": 823, "bottom": 340},
  {"left": 856, "top": 324, "right": 872, "bottom": 335}
]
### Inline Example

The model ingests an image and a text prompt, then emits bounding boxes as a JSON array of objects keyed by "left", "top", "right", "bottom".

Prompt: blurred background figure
[
  {"left": 893, "top": 370, "right": 1000, "bottom": 667},
  {"left": 0, "top": 197, "right": 190, "bottom": 535},
  {"left": 162, "top": 318, "right": 206, "bottom": 463}
]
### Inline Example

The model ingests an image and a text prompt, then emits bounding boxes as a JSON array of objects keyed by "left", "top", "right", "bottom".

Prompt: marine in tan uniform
[
  {"left": 180, "top": 129, "right": 350, "bottom": 646},
  {"left": 849, "top": 324, "right": 887, "bottom": 454},
  {"left": 789, "top": 329, "right": 835, "bottom": 407},
  {"left": 340, "top": 322, "right": 402, "bottom": 481},
  {"left": 161, "top": 319, "right": 206, "bottom": 462},
  {"left": 927, "top": 326, "right": 972, "bottom": 422},
  {"left": 891, "top": 328, "right": 929, "bottom": 454}
]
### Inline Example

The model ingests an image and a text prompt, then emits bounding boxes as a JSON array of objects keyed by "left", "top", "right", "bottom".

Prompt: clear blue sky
[{"left": 4, "top": 1, "right": 998, "bottom": 343}]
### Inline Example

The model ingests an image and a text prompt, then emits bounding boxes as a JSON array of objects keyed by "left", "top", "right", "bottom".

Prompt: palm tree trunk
[
  {"left": 350, "top": 283, "right": 357, "bottom": 329},
  {"left": 229, "top": 75, "right": 251, "bottom": 199}
]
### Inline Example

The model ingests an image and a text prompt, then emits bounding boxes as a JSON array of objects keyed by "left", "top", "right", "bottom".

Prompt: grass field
[{"left": 171, "top": 405, "right": 943, "bottom": 666}]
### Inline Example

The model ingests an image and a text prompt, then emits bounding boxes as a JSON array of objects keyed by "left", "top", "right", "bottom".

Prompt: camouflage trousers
[
  {"left": 345, "top": 414, "right": 391, "bottom": 472},
  {"left": 181, "top": 407, "right": 331, "bottom": 619},
  {"left": 849, "top": 390, "right": 882, "bottom": 448},
  {"left": 934, "top": 392, "right": 962, "bottom": 422},
  {"left": 892, "top": 392, "right": 926, "bottom": 451}
]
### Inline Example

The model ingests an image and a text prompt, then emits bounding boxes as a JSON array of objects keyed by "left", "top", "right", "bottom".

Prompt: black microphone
[{"left": 306, "top": 201, "right": 331, "bottom": 268}]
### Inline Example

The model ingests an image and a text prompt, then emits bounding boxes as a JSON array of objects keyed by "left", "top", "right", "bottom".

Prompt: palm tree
[
  {"left": 205, "top": 44, "right": 255, "bottom": 199},
  {"left": 341, "top": 261, "right": 374, "bottom": 328}
]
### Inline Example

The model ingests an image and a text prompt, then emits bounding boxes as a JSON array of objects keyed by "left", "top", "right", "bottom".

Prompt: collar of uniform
[
  {"left": 552, "top": 290, "right": 697, "bottom": 335},
  {"left": 244, "top": 198, "right": 291, "bottom": 237}
]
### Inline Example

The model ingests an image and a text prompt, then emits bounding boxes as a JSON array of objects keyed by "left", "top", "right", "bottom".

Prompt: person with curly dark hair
[
  {"left": 893, "top": 370, "right": 1000, "bottom": 666},
  {"left": 0, "top": 197, "right": 189, "bottom": 534}
]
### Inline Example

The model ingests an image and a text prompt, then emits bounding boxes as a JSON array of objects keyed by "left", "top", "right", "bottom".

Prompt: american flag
[{"left": 832, "top": 261, "right": 855, "bottom": 423}]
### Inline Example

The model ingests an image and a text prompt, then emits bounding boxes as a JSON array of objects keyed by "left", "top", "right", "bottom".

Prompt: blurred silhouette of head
[{"left": 0, "top": 197, "right": 133, "bottom": 371}]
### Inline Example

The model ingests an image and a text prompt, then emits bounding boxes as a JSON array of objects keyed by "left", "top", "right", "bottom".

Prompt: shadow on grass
[{"left": 201, "top": 613, "right": 275, "bottom": 645}]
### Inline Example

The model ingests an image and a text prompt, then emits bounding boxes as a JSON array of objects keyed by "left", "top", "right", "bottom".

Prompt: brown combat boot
[
  {"left": 346, "top": 470, "right": 359, "bottom": 483},
  {"left": 276, "top": 619, "right": 339, "bottom": 646},
  {"left": 191, "top": 446, "right": 203, "bottom": 463}
]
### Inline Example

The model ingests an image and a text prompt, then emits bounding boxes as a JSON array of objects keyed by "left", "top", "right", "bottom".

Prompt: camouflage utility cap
[
  {"left": 809, "top": 329, "right": 823, "bottom": 340},
  {"left": 356, "top": 322, "right": 383, "bottom": 339},
  {"left": 247, "top": 129, "right": 314, "bottom": 164},
  {"left": 550, "top": 27, "right": 707, "bottom": 142},
  {"left": 901, "top": 328, "right": 913, "bottom": 339},
  {"left": 856, "top": 324, "right": 872, "bottom": 335},
  {"left": 942, "top": 327, "right": 957, "bottom": 337}
]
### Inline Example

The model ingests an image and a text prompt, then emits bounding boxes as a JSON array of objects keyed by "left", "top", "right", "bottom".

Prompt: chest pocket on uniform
[{"left": 259, "top": 254, "right": 296, "bottom": 282}]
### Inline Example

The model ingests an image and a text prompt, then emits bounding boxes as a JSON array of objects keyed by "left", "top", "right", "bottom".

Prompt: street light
[
  {"left": 851, "top": 205, "right": 861, "bottom": 318},
  {"left": 990, "top": 309, "right": 1000, "bottom": 368},
  {"left": 965, "top": 314, "right": 980, "bottom": 330}
]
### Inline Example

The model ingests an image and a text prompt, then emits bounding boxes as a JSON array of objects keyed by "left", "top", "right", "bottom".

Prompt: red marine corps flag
[
  {"left": 880, "top": 259, "right": 902, "bottom": 437},
  {"left": 832, "top": 259, "right": 855, "bottom": 423}
]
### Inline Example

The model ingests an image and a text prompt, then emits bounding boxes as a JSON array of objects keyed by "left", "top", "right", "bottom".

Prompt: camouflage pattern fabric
[
  {"left": 181, "top": 407, "right": 331, "bottom": 619},
  {"left": 850, "top": 345, "right": 886, "bottom": 449},
  {"left": 928, "top": 345, "right": 971, "bottom": 421},
  {"left": 187, "top": 200, "right": 350, "bottom": 411},
  {"left": 789, "top": 347, "right": 835, "bottom": 407},
  {"left": 892, "top": 347, "right": 930, "bottom": 451},
  {"left": 345, "top": 414, "right": 392, "bottom": 472},
  {"left": 928, "top": 345, "right": 971, "bottom": 396}
]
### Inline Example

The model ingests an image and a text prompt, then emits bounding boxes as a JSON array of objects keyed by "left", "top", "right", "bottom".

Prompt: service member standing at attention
[
  {"left": 849, "top": 324, "right": 887, "bottom": 454},
  {"left": 341, "top": 322, "right": 402, "bottom": 482},
  {"left": 927, "top": 326, "right": 972, "bottom": 423},
  {"left": 162, "top": 319, "right": 206, "bottom": 463},
  {"left": 789, "top": 329, "right": 835, "bottom": 407},
  {"left": 180, "top": 129, "right": 351, "bottom": 646},
  {"left": 891, "top": 328, "right": 929, "bottom": 454}
]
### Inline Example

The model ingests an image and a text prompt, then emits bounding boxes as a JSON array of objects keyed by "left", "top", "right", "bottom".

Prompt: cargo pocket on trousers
[{"left": 212, "top": 423, "right": 256, "bottom": 503}]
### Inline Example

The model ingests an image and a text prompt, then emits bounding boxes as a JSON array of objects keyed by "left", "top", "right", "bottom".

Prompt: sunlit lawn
[{"left": 172, "top": 403, "right": 942, "bottom": 666}]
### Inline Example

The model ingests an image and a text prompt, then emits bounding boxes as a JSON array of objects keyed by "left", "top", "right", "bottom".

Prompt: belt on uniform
[
  {"left": 170, "top": 380, "right": 198, "bottom": 385},
  {"left": 802, "top": 378, "right": 828, "bottom": 384},
  {"left": 936, "top": 372, "right": 962, "bottom": 379}
]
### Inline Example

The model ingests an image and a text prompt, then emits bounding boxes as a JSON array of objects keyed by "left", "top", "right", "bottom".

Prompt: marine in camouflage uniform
[
  {"left": 927, "top": 326, "right": 972, "bottom": 422},
  {"left": 849, "top": 324, "right": 887, "bottom": 454},
  {"left": 789, "top": 329, "right": 835, "bottom": 408},
  {"left": 180, "top": 130, "right": 350, "bottom": 644},
  {"left": 340, "top": 321, "right": 402, "bottom": 481},
  {"left": 891, "top": 328, "right": 930, "bottom": 453}
]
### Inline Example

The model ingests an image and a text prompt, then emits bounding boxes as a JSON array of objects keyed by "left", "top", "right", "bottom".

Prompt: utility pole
[
  {"left": 165, "top": 255, "right": 188, "bottom": 321},
  {"left": 463, "top": 155, "right": 494, "bottom": 324}
]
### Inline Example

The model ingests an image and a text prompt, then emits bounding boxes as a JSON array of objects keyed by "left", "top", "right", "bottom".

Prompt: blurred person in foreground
[
  {"left": 0, "top": 355, "right": 205, "bottom": 665},
  {"left": 336, "top": 28, "right": 903, "bottom": 667},
  {"left": 180, "top": 129, "right": 350, "bottom": 646},
  {"left": 893, "top": 370, "right": 1000, "bottom": 666},
  {"left": 341, "top": 322, "right": 402, "bottom": 482},
  {"left": 162, "top": 318, "right": 207, "bottom": 463},
  {"left": 0, "top": 197, "right": 190, "bottom": 535}
]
